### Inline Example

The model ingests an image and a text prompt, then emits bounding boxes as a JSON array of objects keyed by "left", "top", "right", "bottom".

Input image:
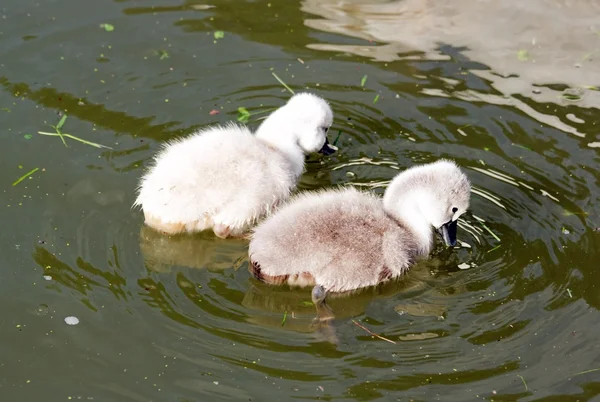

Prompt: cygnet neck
[
  {"left": 383, "top": 189, "right": 434, "bottom": 255},
  {"left": 255, "top": 112, "right": 305, "bottom": 178}
]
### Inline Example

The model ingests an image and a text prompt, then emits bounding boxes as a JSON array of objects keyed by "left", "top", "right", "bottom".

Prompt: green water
[{"left": 1, "top": 0, "right": 599, "bottom": 401}]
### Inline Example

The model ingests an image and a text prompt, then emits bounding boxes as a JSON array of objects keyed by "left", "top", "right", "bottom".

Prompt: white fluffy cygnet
[
  {"left": 248, "top": 159, "right": 471, "bottom": 302},
  {"left": 134, "top": 92, "right": 335, "bottom": 238}
]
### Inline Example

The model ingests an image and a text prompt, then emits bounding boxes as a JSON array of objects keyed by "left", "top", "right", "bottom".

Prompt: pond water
[{"left": 1, "top": 0, "right": 599, "bottom": 401}]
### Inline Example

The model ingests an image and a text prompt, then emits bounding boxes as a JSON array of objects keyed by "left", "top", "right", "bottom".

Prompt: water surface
[{"left": 1, "top": 0, "right": 599, "bottom": 401}]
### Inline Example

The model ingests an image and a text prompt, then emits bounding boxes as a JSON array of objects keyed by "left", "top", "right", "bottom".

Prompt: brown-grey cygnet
[{"left": 248, "top": 159, "right": 471, "bottom": 317}]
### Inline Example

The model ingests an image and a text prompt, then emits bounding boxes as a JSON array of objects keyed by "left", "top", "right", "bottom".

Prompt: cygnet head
[
  {"left": 255, "top": 92, "right": 336, "bottom": 156},
  {"left": 383, "top": 159, "right": 471, "bottom": 248}
]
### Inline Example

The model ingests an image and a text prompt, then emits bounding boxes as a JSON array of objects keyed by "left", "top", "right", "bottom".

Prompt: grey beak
[
  {"left": 437, "top": 219, "right": 458, "bottom": 247},
  {"left": 318, "top": 138, "right": 337, "bottom": 155}
]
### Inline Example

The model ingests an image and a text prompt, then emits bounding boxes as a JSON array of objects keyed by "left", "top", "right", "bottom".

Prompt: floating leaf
[
  {"left": 56, "top": 114, "right": 68, "bottom": 130},
  {"left": 373, "top": 94, "right": 380, "bottom": 104},
  {"left": 214, "top": 31, "right": 225, "bottom": 39},
  {"left": 100, "top": 23, "right": 115, "bottom": 32},
  {"left": 360, "top": 75, "right": 368, "bottom": 87},
  {"left": 237, "top": 107, "right": 250, "bottom": 123},
  {"left": 153, "top": 49, "right": 169, "bottom": 60},
  {"left": 332, "top": 130, "right": 342, "bottom": 146},
  {"left": 23, "top": 134, "right": 32, "bottom": 140},
  {"left": 517, "top": 49, "right": 529, "bottom": 61}
]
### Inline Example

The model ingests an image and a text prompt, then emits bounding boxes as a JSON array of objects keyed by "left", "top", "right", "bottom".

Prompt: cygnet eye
[
  {"left": 452, "top": 207, "right": 458, "bottom": 213},
  {"left": 322, "top": 127, "right": 329, "bottom": 133}
]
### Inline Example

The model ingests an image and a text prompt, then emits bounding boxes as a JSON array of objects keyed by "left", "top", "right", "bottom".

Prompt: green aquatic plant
[
  {"left": 37, "top": 114, "right": 112, "bottom": 149},
  {"left": 12, "top": 167, "right": 39, "bottom": 187},
  {"left": 271, "top": 72, "right": 295, "bottom": 95}
]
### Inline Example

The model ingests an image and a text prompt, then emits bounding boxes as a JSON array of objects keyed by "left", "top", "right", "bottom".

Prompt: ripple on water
[{"left": 5, "top": 1, "right": 600, "bottom": 399}]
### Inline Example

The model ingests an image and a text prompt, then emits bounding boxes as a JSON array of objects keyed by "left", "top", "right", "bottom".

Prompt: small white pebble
[
  {"left": 43, "top": 275, "right": 52, "bottom": 281},
  {"left": 64, "top": 316, "right": 79, "bottom": 325}
]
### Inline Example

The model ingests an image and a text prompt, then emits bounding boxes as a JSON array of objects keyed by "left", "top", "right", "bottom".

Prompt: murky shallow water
[{"left": 1, "top": 0, "right": 599, "bottom": 401}]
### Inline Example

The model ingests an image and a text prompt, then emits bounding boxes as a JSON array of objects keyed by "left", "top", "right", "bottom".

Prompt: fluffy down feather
[
  {"left": 134, "top": 92, "right": 334, "bottom": 238},
  {"left": 248, "top": 159, "right": 471, "bottom": 293}
]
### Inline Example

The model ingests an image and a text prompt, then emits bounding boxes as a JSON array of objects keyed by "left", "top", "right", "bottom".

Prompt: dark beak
[
  {"left": 437, "top": 219, "right": 458, "bottom": 247},
  {"left": 318, "top": 138, "right": 337, "bottom": 155}
]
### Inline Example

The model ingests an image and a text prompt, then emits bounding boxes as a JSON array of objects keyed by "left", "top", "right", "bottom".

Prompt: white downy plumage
[{"left": 134, "top": 92, "right": 335, "bottom": 238}]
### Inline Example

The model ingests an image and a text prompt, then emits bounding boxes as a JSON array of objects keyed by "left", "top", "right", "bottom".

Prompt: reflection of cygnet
[
  {"left": 243, "top": 259, "right": 461, "bottom": 344},
  {"left": 242, "top": 279, "right": 410, "bottom": 329},
  {"left": 134, "top": 93, "right": 336, "bottom": 238},
  {"left": 249, "top": 160, "right": 471, "bottom": 314},
  {"left": 139, "top": 226, "right": 248, "bottom": 273}
]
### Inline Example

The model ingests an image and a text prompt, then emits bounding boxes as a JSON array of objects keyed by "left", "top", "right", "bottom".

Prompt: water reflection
[
  {"left": 301, "top": 0, "right": 600, "bottom": 135},
  {"left": 32, "top": 245, "right": 129, "bottom": 310},
  {"left": 2, "top": 0, "right": 600, "bottom": 399},
  {"left": 140, "top": 226, "right": 247, "bottom": 272}
]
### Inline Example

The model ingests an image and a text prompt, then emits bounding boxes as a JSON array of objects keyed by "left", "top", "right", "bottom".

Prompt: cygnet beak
[
  {"left": 318, "top": 138, "right": 337, "bottom": 155},
  {"left": 437, "top": 219, "right": 458, "bottom": 247}
]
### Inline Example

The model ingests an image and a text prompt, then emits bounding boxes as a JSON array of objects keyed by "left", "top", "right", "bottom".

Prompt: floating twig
[
  {"left": 352, "top": 319, "right": 396, "bottom": 344},
  {"left": 271, "top": 72, "right": 295, "bottom": 95},
  {"left": 480, "top": 222, "right": 501, "bottom": 242},
  {"left": 473, "top": 215, "right": 501, "bottom": 242},
  {"left": 487, "top": 244, "right": 501, "bottom": 253},
  {"left": 572, "top": 368, "right": 600, "bottom": 376},
  {"left": 517, "top": 374, "right": 528, "bottom": 391},
  {"left": 12, "top": 167, "right": 39, "bottom": 186}
]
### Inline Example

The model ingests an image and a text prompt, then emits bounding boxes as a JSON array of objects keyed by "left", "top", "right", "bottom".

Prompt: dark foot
[
  {"left": 311, "top": 285, "right": 327, "bottom": 306},
  {"left": 309, "top": 286, "right": 338, "bottom": 344},
  {"left": 312, "top": 285, "right": 333, "bottom": 320}
]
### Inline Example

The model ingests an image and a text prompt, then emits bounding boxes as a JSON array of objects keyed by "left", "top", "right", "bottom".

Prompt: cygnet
[
  {"left": 248, "top": 159, "right": 471, "bottom": 313},
  {"left": 134, "top": 92, "right": 336, "bottom": 238}
]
